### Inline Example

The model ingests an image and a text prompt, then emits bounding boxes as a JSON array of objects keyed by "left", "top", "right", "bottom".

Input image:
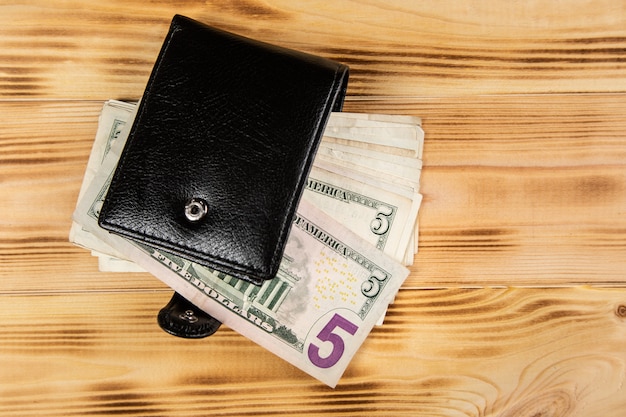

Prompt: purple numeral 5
[{"left": 307, "top": 313, "right": 358, "bottom": 369}]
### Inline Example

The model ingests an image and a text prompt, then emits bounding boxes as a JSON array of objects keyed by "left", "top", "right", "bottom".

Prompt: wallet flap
[{"left": 98, "top": 15, "right": 349, "bottom": 285}]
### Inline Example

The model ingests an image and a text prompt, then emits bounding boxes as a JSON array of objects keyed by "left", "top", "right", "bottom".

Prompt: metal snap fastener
[
  {"left": 179, "top": 309, "right": 199, "bottom": 323},
  {"left": 157, "top": 292, "right": 222, "bottom": 339},
  {"left": 184, "top": 198, "right": 208, "bottom": 222}
]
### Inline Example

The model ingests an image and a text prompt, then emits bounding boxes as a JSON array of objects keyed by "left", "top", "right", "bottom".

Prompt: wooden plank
[
  {"left": 0, "top": 101, "right": 168, "bottom": 292},
  {"left": 2, "top": 1, "right": 626, "bottom": 99},
  {"left": 2, "top": 96, "right": 625, "bottom": 291},
  {"left": 0, "top": 288, "right": 625, "bottom": 416}
]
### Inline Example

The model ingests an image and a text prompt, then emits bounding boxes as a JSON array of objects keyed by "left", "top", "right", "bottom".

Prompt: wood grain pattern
[
  {"left": 2, "top": 1, "right": 626, "bottom": 415},
  {"left": 0, "top": 101, "right": 168, "bottom": 293},
  {"left": 1, "top": 288, "right": 625, "bottom": 416},
  {"left": 2, "top": 0, "right": 626, "bottom": 99}
]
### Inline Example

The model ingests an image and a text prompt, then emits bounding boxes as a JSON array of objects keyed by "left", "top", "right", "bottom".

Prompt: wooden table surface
[{"left": 2, "top": 1, "right": 626, "bottom": 416}]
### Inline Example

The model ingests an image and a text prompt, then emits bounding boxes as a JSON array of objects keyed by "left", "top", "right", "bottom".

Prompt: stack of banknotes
[{"left": 70, "top": 100, "right": 424, "bottom": 387}]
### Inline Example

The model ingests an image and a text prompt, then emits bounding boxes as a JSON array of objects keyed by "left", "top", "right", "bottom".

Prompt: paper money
[
  {"left": 325, "top": 112, "right": 424, "bottom": 158},
  {"left": 305, "top": 165, "right": 422, "bottom": 264},
  {"left": 72, "top": 130, "right": 410, "bottom": 386},
  {"left": 69, "top": 100, "right": 137, "bottom": 260},
  {"left": 70, "top": 102, "right": 423, "bottom": 385}
]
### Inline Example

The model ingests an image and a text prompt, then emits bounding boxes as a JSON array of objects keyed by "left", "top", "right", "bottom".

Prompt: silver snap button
[
  {"left": 184, "top": 198, "right": 208, "bottom": 222},
  {"left": 179, "top": 309, "right": 199, "bottom": 323}
]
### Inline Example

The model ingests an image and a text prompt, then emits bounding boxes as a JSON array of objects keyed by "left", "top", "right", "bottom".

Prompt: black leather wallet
[{"left": 98, "top": 15, "right": 349, "bottom": 285}]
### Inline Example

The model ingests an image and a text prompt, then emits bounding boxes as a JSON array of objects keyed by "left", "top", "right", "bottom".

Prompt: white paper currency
[
  {"left": 70, "top": 102, "right": 422, "bottom": 383},
  {"left": 73, "top": 138, "right": 410, "bottom": 386},
  {"left": 69, "top": 100, "right": 137, "bottom": 259},
  {"left": 325, "top": 112, "right": 424, "bottom": 158},
  {"left": 317, "top": 145, "right": 421, "bottom": 188},
  {"left": 305, "top": 165, "right": 422, "bottom": 264}
]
